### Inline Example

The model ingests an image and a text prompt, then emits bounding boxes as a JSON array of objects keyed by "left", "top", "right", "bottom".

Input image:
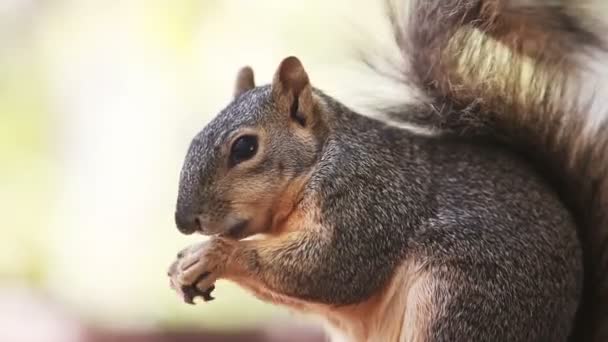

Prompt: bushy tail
[{"left": 366, "top": 0, "right": 608, "bottom": 340}]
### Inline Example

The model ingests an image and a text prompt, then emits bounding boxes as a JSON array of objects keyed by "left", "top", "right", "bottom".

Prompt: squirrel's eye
[{"left": 230, "top": 135, "right": 258, "bottom": 165}]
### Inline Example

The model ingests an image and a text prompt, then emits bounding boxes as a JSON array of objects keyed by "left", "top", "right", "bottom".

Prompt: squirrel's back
[{"left": 361, "top": 0, "right": 608, "bottom": 340}]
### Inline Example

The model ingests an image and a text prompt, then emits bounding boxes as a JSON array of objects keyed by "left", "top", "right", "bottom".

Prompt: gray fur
[{"left": 176, "top": 86, "right": 581, "bottom": 341}]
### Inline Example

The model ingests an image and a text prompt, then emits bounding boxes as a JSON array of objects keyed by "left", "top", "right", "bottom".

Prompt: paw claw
[
  {"left": 181, "top": 283, "right": 216, "bottom": 304},
  {"left": 170, "top": 239, "right": 227, "bottom": 304},
  {"left": 181, "top": 285, "right": 199, "bottom": 305},
  {"left": 202, "top": 284, "right": 216, "bottom": 302}
]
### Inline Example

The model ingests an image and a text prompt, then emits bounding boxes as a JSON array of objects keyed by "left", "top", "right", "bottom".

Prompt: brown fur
[
  {"left": 214, "top": 61, "right": 321, "bottom": 238},
  {"left": 267, "top": 207, "right": 435, "bottom": 342},
  {"left": 173, "top": 196, "right": 436, "bottom": 342},
  {"left": 479, "top": 1, "right": 598, "bottom": 62},
  {"left": 268, "top": 173, "right": 312, "bottom": 235},
  {"left": 271, "top": 56, "right": 320, "bottom": 129},
  {"left": 214, "top": 128, "right": 275, "bottom": 237},
  {"left": 318, "top": 261, "right": 436, "bottom": 342},
  {"left": 182, "top": 201, "right": 329, "bottom": 309}
]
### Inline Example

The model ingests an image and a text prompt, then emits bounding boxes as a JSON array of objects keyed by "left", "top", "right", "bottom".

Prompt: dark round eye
[{"left": 230, "top": 135, "right": 258, "bottom": 165}]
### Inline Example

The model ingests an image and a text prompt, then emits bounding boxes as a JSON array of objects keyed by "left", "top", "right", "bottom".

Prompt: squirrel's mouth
[{"left": 219, "top": 219, "right": 250, "bottom": 240}]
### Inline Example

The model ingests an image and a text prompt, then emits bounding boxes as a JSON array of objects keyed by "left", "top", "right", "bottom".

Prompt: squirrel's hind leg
[{"left": 413, "top": 261, "right": 575, "bottom": 342}]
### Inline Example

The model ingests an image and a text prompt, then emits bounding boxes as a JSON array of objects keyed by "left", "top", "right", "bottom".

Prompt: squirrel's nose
[{"left": 174, "top": 211, "right": 200, "bottom": 235}]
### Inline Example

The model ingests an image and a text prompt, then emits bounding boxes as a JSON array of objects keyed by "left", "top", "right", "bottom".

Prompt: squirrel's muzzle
[{"left": 174, "top": 211, "right": 200, "bottom": 235}]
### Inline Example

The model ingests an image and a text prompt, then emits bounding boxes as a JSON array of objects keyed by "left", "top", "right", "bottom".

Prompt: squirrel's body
[
  {"left": 168, "top": 1, "right": 608, "bottom": 341},
  {"left": 293, "top": 90, "right": 582, "bottom": 340},
  {"left": 258, "top": 88, "right": 581, "bottom": 341}
]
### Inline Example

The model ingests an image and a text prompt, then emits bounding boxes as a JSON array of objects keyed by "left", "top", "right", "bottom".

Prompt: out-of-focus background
[{"left": 0, "top": 0, "right": 395, "bottom": 341}]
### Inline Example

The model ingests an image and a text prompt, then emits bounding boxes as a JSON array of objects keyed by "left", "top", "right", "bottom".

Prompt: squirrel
[{"left": 167, "top": 0, "right": 608, "bottom": 341}]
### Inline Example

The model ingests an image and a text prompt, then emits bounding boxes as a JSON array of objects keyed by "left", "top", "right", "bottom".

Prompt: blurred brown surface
[
  {"left": 85, "top": 328, "right": 326, "bottom": 342},
  {"left": 0, "top": 287, "right": 326, "bottom": 342}
]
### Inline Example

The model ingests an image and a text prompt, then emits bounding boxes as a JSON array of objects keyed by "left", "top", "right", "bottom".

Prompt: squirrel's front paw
[{"left": 167, "top": 238, "right": 234, "bottom": 305}]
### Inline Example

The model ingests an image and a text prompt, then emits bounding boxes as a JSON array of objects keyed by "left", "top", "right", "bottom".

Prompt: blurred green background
[{"left": 0, "top": 0, "right": 391, "bottom": 340}]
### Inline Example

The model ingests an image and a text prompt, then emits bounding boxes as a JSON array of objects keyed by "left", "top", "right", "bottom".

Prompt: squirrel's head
[{"left": 174, "top": 56, "right": 328, "bottom": 238}]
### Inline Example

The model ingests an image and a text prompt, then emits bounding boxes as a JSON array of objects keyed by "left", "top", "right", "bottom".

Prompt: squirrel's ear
[
  {"left": 234, "top": 66, "right": 255, "bottom": 98},
  {"left": 271, "top": 56, "right": 316, "bottom": 127}
]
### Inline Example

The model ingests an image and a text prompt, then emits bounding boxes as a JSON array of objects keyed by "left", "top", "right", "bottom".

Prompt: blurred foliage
[
  {"left": 0, "top": 7, "right": 52, "bottom": 287},
  {"left": 0, "top": 0, "right": 311, "bottom": 330},
  {"left": 0, "top": 0, "right": 380, "bottom": 331}
]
